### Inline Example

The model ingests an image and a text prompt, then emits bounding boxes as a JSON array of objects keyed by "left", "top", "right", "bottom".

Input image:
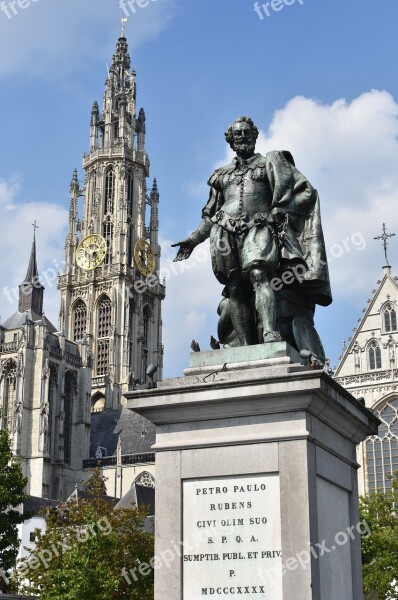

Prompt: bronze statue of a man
[{"left": 173, "top": 116, "right": 332, "bottom": 351}]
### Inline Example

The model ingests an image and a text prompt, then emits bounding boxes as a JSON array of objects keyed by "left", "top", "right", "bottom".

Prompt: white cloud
[
  {"left": 0, "top": 0, "right": 176, "bottom": 78},
  {"left": 0, "top": 175, "right": 67, "bottom": 327},
  {"left": 162, "top": 90, "right": 398, "bottom": 375},
  {"left": 161, "top": 238, "right": 221, "bottom": 375}
]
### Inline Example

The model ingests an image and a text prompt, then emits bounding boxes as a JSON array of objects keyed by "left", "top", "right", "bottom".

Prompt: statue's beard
[{"left": 234, "top": 141, "right": 256, "bottom": 158}]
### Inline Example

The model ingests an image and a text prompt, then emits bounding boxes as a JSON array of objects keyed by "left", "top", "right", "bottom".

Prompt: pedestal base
[{"left": 125, "top": 361, "right": 378, "bottom": 600}]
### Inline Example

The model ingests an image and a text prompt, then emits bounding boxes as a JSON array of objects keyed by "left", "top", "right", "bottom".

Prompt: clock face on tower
[
  {"left": 76, "top": 234, "right": 107, "bottom": 271},
  {"left": 134, "top": 239, "right": 155, "bottom": 276}
]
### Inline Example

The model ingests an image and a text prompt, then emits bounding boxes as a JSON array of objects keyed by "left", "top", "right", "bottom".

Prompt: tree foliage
[
  {"left": 0, "top": 411, "right": 29, "bottom": 593},
  {"left": 360, "top": 472, "right": 398, "bottom": 599},
  {"left": 15, "top": 469, "right": 154, "bottom": 599}
]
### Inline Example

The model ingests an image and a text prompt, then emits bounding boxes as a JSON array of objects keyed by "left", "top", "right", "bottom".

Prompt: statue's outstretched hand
[{"left": 171, "top": 239, "right": 195, "bottom": 262}]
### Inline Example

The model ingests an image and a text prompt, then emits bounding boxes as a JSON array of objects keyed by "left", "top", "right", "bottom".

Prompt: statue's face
[{"left": 232, "top": 122, "right": 256, "bottom": 158}]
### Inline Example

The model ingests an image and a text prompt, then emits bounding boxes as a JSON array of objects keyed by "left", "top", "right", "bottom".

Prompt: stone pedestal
[{"left": 125, "top": 349, "right": 379, "bottom": 600}]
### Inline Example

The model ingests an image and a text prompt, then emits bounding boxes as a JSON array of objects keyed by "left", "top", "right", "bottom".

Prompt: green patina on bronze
[{"left": 173, "top": 116, "right": 332, "bottom": 359}]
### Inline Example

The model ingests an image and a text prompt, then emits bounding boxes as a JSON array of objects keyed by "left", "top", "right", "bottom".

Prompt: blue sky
[{"left": 1, "top": 0, "right": 398, "bottom": 377}]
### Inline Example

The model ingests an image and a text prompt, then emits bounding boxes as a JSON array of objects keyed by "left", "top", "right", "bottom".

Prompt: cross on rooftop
[
  {"left": 374, "top": 223, "right": 395, "bottom": 267},
  {"left": 31, "top": 220, "right": 39, "bottom": 235}
]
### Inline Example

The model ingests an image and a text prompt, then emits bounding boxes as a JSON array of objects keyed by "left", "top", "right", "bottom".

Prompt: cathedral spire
[
  {"left": 97, "top": 33, "right": 137, "bottom": 152},
  {"left": 19, "top": 227, "right": 44, "bottom": 315},
  {"left": 24, "top": 224, "right": 39, "bottom": 282}
]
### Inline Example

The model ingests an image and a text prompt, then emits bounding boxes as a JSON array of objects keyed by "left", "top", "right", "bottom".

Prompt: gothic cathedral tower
[{"left": 58, "top": 34, "right": 165, "bottom": 410}]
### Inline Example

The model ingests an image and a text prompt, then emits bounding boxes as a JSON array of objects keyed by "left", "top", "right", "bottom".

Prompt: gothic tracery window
[
  {"left": 47, "top": 364, "right": 58, "bottom": 456},
  {"left": 73, "top": 300, "right": 87, "bottom": 342},
  {"left": 368, "top": 340, "right": 382, "bottom": 370},
  {"left": 63, "top": 371, "right": 75, "bottom": 464},
  {"left": 384, "top": 304, "right": 397, "bottom": 333},
  {"left": 97, "top": 296, "right": 112, "bottom": 376},
  {"left": 366, "top": 398, "right": 398, "bottom": 493},
  {"left": 91, "top": 393, "right": 105, "bottom": 413},
  {"left": 1, "top": 361, "right": 16, "bottom": 431},
  {"left": 103, "top": 219, "right": 113, "bottom": 265},
  {"left": 105, "top": 168, "right": 115, "bottom": 214},
  {"left": 97, "top": 340, "right": 110, "bottom": 376},
  {"left": 134, "top": 471, "right": 155, "bottom": 488},
  {"left": 98, "top": 296, "right": 112, "bottom": 338}
]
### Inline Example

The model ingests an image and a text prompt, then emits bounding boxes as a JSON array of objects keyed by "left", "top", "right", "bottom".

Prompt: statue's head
[{"left": 225, "top": 116, "right": 259, "bottom": 158}]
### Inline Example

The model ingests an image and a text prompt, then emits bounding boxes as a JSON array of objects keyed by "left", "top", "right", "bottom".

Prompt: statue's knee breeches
[{"left": 249, "top": 267, "right": 269, "bottom": 286}]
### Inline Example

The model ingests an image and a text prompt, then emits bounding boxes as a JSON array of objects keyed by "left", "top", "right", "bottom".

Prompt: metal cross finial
[
  {"left": 121, "top": 17, "right": 127, "bottom": 37},
  {"left": 32, "top": 220, "right": 39, "bottom": 236},
  {"left": 374, "top": 223, "right": 396, "bottom": 267}
]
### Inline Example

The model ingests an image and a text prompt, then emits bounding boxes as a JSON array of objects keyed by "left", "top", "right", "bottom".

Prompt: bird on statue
[
  {"left": 210, "top": 335, "right": 221, "bottom": 350},
  {"left": 191, "top": 340, "right": 201, "bottom": 352}
]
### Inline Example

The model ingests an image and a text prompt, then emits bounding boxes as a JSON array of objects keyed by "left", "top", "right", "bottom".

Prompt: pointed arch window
[
  {"left": 384, "top": 304, "right": 397, "bottom": 333},
  {"left": 105, "top": 168, "right": 115, "bottom": 214},
  {"left": 97, "top": 296, "right": 112, "bottom": 376},
  {"left": 368, "top": 340, "right": 382, "bottom": 370},
  {"left": 366, "top": 398, "right": 398, "bottom": 492},
  {"left": 134, "top": 471, "right": 155, "bottom": 489},
  {"left": 98, "top": 296, "right": 112, "bottom": 338},
  {"left": 1, "top": 361, "right": 16, "bottom": 431},
  {"left": 103, "top": 219, "right": 113, "bottom": 265},
  {"left": 73, "top": 300, "right": 87, "bottom": 342},
  {"left": 64, "top": 371, "right": 75, "bottom": 464},
  {"left": 97, "top": 340, "right": 109, "bottom": 376},
  {"left": 91, "top": 392, "right": 105, "bottom": 413},
  {"left": 47, "top": 364, "right": 58, "bottom": 457}
]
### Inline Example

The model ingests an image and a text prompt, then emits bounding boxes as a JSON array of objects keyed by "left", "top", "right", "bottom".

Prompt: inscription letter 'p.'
[{"left": 172, "top": 116, "right": 332, "bottom": 360}]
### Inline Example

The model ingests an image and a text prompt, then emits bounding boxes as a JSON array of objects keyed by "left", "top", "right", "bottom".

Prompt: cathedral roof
[
  {"left": 90, "top": 408, "right": 155, "bottom": 459},
  {"left": 65, "top": 488, "right": 117, "bottom": 506},
  {"left": 334, "top": 266, "right": 398, "bottom": 377},
  {"left": 22, "top": 495, "right": 59, "bottom": 516},
  {"left": 114, "top": 483, "right": 155, "bottom": 516},
  {"left": 2, "top": 309, "right": 56, "bottom": 332}
]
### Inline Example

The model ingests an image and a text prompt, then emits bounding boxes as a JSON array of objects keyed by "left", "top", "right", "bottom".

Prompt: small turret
[
  {"left": 90, "top": 101, "right": 99, "bottom": 151},
  {"left": 18, "top": 231, "right": 44, "bottom": 316}
]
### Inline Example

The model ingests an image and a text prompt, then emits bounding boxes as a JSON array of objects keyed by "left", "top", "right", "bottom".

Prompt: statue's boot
[{"left": 263, "top": 331, "right": 282, "bottom": 343}]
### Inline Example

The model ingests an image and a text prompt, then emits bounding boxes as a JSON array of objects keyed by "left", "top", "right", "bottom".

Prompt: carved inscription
[{"left": 183, "top": 474, "right": 282, "bottom": 599}]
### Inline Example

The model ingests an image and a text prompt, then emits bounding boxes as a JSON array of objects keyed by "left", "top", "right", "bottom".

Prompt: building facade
[
  {"left": 0, "top": 33, "right": 162, "bottom": 502},
  {"left": 58, "top": 34, "right": 165, "bottom": 411},
  {"left": 0, "top": 237, "right": 92, "bottom": 500},
  {"left": 334, "top": 264, "right": 398, "bottom": 496}
]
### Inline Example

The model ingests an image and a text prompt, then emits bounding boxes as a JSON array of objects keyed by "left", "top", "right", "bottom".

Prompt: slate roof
[
  {"left": 90, "top": 408, "right": 155, "bottom": 458},
  {"left": 114, "top": 483, "right": 155, "bottom": 516},
  {"left": 23, "top": 496, "right": 59, "bottom": 516},
  {"left": 2, "top": 309, "right": 56, "bottom": 332},
  {"left": 65, "top": 489, "right": 118, "bottom": 506},
  {"left": 23, "top": 235, "right": 40, "bottom": 283}
]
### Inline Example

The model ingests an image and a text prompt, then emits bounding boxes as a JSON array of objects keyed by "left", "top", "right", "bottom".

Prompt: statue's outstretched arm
[
  {"left": 172, "top": 217, "right": 212, "bottom": 262},
  {"left": 172, "top": 185, "right": 219, "bottom": 262}
]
